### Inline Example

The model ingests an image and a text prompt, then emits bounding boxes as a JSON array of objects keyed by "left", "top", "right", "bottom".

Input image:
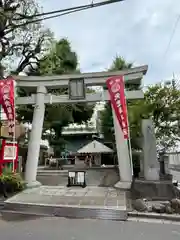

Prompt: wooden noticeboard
[{"left": 67, "top": 171, "right": 86, "bottom": 188}]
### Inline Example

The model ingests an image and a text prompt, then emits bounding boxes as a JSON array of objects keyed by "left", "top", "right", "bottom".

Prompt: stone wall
[
  {"left": 37, "top": 167, "right": 120, "bottom": 187},
  {"left": 131, "top": 179, "right": 180, "bottom": 200}
]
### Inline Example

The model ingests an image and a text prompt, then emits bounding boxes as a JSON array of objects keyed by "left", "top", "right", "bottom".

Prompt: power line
[
  {"left": 151, "top": 14, "right": 180, "bottom": 83},
  {"left": 20, "top": 0, "right": 124, "bottom": 19},
  {"left": 17, "top": 3, "right": 91, "bottom": 20},
  {"left": 12, "top": 0, "right": 125, "bottom": 29},
  {"left": 13, "top": 6, "right": 90, "bottom": 29},
  {"left": 164, "top": 14, "right": 180, "bottom": 58}
]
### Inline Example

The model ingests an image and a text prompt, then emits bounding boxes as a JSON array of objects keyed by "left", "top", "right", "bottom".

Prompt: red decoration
[
  {"left": 106, "top": 75, "right": 129, "bottom": 139},
  {"left": 0, "top": 77, "right": 17, "bottom": 175},
  {"left": 0, "top": 77, "right": 15, "bottom": 136}
]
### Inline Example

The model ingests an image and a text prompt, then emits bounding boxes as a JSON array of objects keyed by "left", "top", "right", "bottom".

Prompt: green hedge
[{"left": 0, "top": 169, "right": 25, "bottom": 194}]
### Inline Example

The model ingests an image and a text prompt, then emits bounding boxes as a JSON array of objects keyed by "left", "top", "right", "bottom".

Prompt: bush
[{"left": 0, "top": 170, "right": 25, "bottom": 194}]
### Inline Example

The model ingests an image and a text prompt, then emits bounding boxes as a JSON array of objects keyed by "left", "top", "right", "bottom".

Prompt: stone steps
[
  {"left": 1, "top": 210, "right": 51, "bottom": 221},
  {"left": 1, "top": 185, "right": 128, "bottom": 221},
  {"left": 1, "top": 202, "right": 128, "bottom": 221},
  {"left": 37, "top": 170, "right": 68, "bottom": 176},
  {"left": 37, "top": 168, "right": 119, "bottom": 187}
]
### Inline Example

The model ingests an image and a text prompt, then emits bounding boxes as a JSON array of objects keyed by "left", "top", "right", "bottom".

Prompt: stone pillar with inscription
[{"left": 141, "top": 118, "right": 160, "bottom": 181}]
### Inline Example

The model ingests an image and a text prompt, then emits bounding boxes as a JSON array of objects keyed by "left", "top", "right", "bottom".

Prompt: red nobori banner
[
  {"left": 106, "top": 75, "right": 129, "bottom": 139},
  {"left": 0, "top": 77, "right": 15, "bottom": 136}
]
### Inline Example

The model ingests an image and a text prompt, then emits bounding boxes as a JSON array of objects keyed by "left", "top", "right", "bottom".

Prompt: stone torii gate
[{"left": 15, "top": 65, "right": 148, "bottom": 188}]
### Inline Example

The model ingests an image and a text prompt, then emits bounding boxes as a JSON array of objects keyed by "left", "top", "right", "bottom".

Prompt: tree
[
  {"left": 101, "top": 61, "right": 180, "bottom": 153},
  {"left": 109, "top": 56, "right": 132, "bottom": 71},
  {"left": 133, "top": 84, "right": 180, "bottom": 153},
  {"left": 17, "top": 38, "right": 94, "bottom": 156},
  {"left": 0, "top": 0, "right": 52, "bottom": 75},
  {"left": 38, "top": 38, "right": 79, "bottom": 75},
  {"left": 17, "top": 38, "right": 94, "bottom": 125}
]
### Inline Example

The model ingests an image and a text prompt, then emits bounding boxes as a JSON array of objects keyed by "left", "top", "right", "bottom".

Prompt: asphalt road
[{"left": 0, "top": 217, "right": 180, "bottom": 240}]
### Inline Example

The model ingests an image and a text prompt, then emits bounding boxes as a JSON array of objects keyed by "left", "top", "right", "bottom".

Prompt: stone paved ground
[
  {"left": 6, "top": 186, "right": 127, "bottom": 209},
  {"left": 0, "top": 217, "right": 180, "bottom": 240}
]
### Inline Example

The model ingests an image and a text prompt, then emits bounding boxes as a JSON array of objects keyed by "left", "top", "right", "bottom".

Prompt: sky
[{"left": 37, "top": 0, "right": 180, "bottom": 86}]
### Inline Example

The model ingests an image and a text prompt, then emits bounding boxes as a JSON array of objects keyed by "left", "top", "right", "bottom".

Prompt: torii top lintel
[{"left": 13, "top": 65, "right": 148, "bottom": 89}]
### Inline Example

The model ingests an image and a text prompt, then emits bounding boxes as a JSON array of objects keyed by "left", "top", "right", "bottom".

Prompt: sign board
[
  {"left": 0, "top": 139, "right": 18, "bottom": 165},
  {"left": 67, "top": 171, "right": 86, "bottom": 188},
  {"left": 2, "top": 140, "right": 18, "bottom": 161},
  {"left": 0, "top": 139, "right": 19, "bottom": 174},
  {"left": 4, "top": 145, "right": 17, "bottom": 160},
  {"left": 69, "top": 78, "right": 85, "bottom": 100}
]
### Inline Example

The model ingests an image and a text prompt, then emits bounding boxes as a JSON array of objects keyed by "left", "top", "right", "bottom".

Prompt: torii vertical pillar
[
  {"left": 112, "top": 109, "right": 132, "bottom": 189},
  {"left": 25, "top": 86, "right": 46, "bottom": 187}
]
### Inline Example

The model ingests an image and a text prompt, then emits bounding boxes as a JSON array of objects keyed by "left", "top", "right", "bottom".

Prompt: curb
[{"left": 128, "top": 211, "right": 180, "bottom": 222}]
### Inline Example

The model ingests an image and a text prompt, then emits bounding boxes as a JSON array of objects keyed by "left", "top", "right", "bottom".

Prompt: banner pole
[
  {"left": 106, "top": 75, "right": 134, "bottom": 177},
  {"left": 126, "top": 107, "right": 133, "bottom": 176},
  {"left": 12, "top": 80, "right": 15, "bottom": 172},
  {"left": 123, "top": 78, "right": 133, "bottom": 177}
]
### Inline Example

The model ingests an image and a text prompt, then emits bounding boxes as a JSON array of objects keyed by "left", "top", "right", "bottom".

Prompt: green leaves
[
  {"left": 18, "top": 38, "right": 94, "bottom": 126},
  {"left": 100, "top": 55, "right": 180, "bottom": 152},
  {"left": 17, "top": 38, "right": 94, "bottom": 156},
  {"left": 38, "top": 38, "right": 78, "bottom": 76},
  {"left": 0, "top": 0, "right": 53, "bottom": 73},
  {"left": 100, "top": 55, "right": 138, "bottom": 149},
  {"left": 109, "top": 56, "right": 133, "bottom": 71},
  {"left": 143, "top": 84, "right": 180, "bottom": 150}
]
